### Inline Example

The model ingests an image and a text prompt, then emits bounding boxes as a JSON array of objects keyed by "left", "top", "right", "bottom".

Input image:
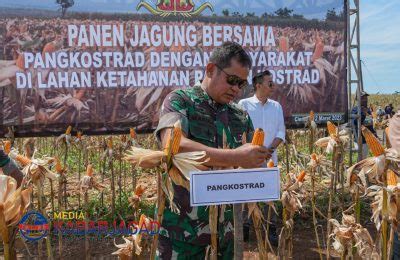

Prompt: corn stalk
[
  {"left": 250, "top": 129, "right": 267, "bottom": 259},
  {"left": 0, "top": 205, "right": 10, "bottom": 260},
  {"left": 84, "top": 192, "right": 90, "bottom": 260},
  {"left": 232, "top": 132, "right": 245, "bottom": 260},
  {"left": 310, "top": 167, "right": 323, "bottom": 260},
  {"left": 149, "top": 125, "right": 181, "bottom": 259},
  {"left": 36, "top": 179, "right": 53, "bottom": 260},
  {"left": 209, "top": 205, "right": 218, "bottom": 260}
]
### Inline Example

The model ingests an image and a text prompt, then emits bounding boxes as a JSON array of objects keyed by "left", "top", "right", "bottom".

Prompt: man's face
[
  {"left": 256, "top": 75, "right": 275, "bottom": 98},
  {"left": 361, "top": 95, "right": 368, "bottom": 108},
  {"left": 206, "top": 59, "right": 249, "bottom": 104}
]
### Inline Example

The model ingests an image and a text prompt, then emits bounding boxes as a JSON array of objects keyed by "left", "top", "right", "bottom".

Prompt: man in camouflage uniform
[
  {"left": 155, "top": 42, "right": 270, "bottom": 259},
  {"left": 0, "top": 148, "right": 23, "bottom": 187}
]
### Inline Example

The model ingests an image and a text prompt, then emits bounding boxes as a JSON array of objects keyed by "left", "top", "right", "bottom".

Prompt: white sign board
[{"left": 190, "top": 168, "right": 280, "bottom": 206}]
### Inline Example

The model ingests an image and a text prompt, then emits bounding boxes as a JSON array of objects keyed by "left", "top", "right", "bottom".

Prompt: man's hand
[
  {"left": 233, "top": 143, "right": 270, "bottom": 168},
  {"left": 160, "top": 128, "right": 271, "bottom": 169}
]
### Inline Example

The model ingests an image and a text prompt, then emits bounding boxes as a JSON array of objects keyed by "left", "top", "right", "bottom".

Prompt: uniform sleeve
[
  {"left": 154, "top": 90, "right": 189, "bottom": 141},
  {"left": 276, "top": 104, "right": 286, "bottom": 142},
  {"left": 0, "top": 148, "right": 10, "bottom": 167}
]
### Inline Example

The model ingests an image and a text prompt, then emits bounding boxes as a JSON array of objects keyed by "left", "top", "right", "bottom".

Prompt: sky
[
  {"left": 360, "top": 0, "right": 400, "bottom": 94},
  {"left": 0, "top": 0, "right": 397, "bottom": 93}
]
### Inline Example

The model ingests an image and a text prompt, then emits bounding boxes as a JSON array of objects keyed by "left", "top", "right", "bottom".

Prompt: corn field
[{"left": 0, "top": 96, "right": 399, "bottom": 260}]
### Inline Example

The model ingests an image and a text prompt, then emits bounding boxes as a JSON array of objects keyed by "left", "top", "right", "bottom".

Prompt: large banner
[{"left": 0, "top": 0, "right": 347, "bottom": 136}]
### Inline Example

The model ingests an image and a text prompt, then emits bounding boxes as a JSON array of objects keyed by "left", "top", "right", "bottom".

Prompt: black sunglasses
[{"left": 214, "top": 64, "right": 248, "bottom": 90}]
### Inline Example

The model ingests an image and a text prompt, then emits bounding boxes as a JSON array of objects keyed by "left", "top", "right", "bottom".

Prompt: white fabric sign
[{"left": 190, "top": 168, "right": 280, "bottom": 206}]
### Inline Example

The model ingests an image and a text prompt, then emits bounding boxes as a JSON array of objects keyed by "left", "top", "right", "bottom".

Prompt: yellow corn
[
  {"left": 350, "top": 173, "right": 358, "bottom": 184},
  {"left": 309, "top": 110, "right": 315, "bottom": 122},
  {"left": 327, "top": 121, "right": 337, "bottom": 136},
  {"left": 361, "top": 126, "right": 385, "bottom": 156},
  {"left": 251, "top": 128, "right": 265, "bottom": 146},
  {"left": 16, "top": 53, "right": 25, "bottom": 69},
  {"left": 65, "top": 125, "right": 72, "bottom": 135},
  {"left": 267, "top": 160, "right": 275, "bottom": 168},
  {"left": 3, "top": 141, "right": 11, "bottom": 155},
  {"left": 311, "top": 153, "right": 317, "bottom": 161},
  {"left": 16, "top": 154, "right": 31, "bottom": 166},
  {"left": 385, "top": 127, "right": 391, "bottom": 148},
  {"left": 55, "top": 157, "right": 63, "bottom": 173},
  {"left": 297, "top": 171, "right": 306, "bottom": 182},
  {"left": 134, "top": 185, "right": 146, "bottom": 197},
  {"left": 130, "top": 128, "right": 136, "bottom": 139},
  {"left": 387, "top": 170, "right": 398, "bottom": 186},
  {"left": 165, "top": 125, "right": 182, "bottom": 155},
  {"left": 107, "top": 137, "right": 113, "bottom": 149},
  {"left": 86, "top": 164, "right": 93, "bottom": 177}
]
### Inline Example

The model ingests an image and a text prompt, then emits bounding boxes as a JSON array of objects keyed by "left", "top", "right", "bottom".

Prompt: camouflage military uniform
[{"left": 155, "top": 84, "right": 254, "bottom": 259}]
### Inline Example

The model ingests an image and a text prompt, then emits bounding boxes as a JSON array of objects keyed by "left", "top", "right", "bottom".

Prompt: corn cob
[
  {"left": 311, "top": 153, "right": 317, "bottom": 161},
  {"left": 251, "top": 128, "right": 264, "bottom": 146},
  {"left": 130, "top": 128, "right": 136, "bottom": 139},
  {"left": 107, "top": 137, "right": 113, "bottom": 149},
  {"left": 16, "top": 53, "right": 25, "bottom": 69},
  {"left": 134, "top": 185, "right": 146, "bottom": 197},
  {"left": 86, "top": 164, "right": 93, "bottom": 177},
  {"left": 361, "top": 126, "right": 385, "bottom": 156},
  {"left": 350, "top": 173, "right": 358, "bottom": 184},
  {"left": 15, "top": 154, "right": 32, "bottom": 166},
  {"left": 267, "top": 160, "right": 275, "bottom": 168},
  {"left": 327, "top": 121, "right": 337, "bottom": 136},
  {"left": 297, "top": 171, "right": 306, "bottom": 183},
  {"left": 164, "top": 125, "right": 182, "bottom": 156},
  {"left": 387, "top": 170, "right": 398, "bottom": 186},
  {"left": 309, "top": 110, "right": 315, "bottom": 122},
  {"left": 55, "top": 157, "right": 63, "bottom": 174},
  {"left": 3, "top": 141, "right": 11, "bottom": 155},
  {"left": 42, "top": 42, "right": 56, "bottom": 54},
  {"left": 65, "top": 125, "right": 72, "bottom": 135}
]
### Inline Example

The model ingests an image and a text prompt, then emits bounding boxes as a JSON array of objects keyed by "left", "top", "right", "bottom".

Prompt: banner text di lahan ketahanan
[{"left": 15, "top": 24, "right": 320, "bottom": 89}]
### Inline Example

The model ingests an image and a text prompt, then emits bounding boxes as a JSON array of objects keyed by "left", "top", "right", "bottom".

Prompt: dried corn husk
[
  {"left": 9, "top": 150, "right": 58, "bottom": 186},
  {"left": 367, "top": 184, "right": 399, "bottom": 231},
  {"left": 346, "top": 148, "right": 400, "bottom": 193},
  {"left": 128, "top": 185, "right": 147, "bottom": 209},
  {"left": 329, "top": 214, "right": 379, "bottom": 259},
  {"left": 0, "top": 175, "right": 32, "bottom": 227},
  {"left": 315, "top": 121, "right": 350, "bottom": 154},
  {"left": 56, "top": 125, "right": 73, "bottom": 145},
  {"left": 77, "top": 165, "right": 106, "bottom": 194},
  {"left": 124, "top": 147, "right": 208, "bottom": 184},
  {"left": 112, "top": 235, "right": 142, "bottom": 259}
]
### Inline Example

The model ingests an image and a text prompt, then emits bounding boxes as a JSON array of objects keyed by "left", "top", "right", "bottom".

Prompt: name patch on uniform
[{"left": 190, "top": 168, "right": 280, "bottom": 206}]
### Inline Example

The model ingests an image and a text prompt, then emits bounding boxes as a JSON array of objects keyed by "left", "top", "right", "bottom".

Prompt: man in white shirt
[
  {"left": 238, "top": 70, "right": 285, "bottom": 166},
  {"left": 238, "top": 70, "right": 285, "bottom": 246}
]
